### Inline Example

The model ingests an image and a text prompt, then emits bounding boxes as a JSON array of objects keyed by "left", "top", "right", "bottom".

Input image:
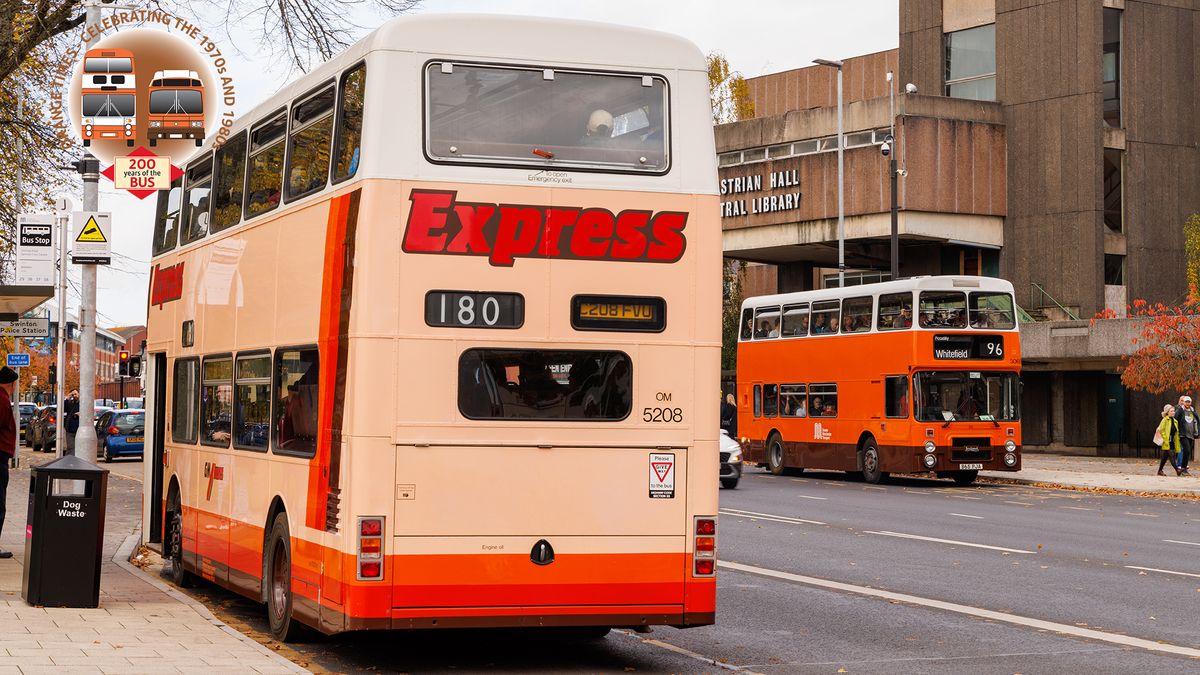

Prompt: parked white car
[{"left": 720, "top": 429, "right": 743, "bottom": 489}]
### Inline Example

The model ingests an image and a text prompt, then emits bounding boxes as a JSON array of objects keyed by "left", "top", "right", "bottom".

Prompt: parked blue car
[{"left": 97, "top": 409, "right": 145, "bottom": 462}]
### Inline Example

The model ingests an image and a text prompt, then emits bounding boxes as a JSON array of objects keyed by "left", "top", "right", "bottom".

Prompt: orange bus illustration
[
  {"left": 144, "top": 15, "right": 719, "bottom": 640},
  {"left": 737, "top": 276, "right": 1022, "bottom": 486},
  {"left": 148, "top": 70, "right": 205, "bottom": 147},
  {"left": 81, "top": 48, "right": 136, "bottom": 147}
]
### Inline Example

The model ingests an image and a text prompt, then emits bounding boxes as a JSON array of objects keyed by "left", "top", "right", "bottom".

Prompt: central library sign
[{"left": 719, "top": 159, "right": 802, "bottom": 219}]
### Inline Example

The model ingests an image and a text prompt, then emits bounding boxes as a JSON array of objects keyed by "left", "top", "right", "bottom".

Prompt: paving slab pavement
[
  {"left": 0, "top": 455, "right": 307, "bottom": 674},
  {"left": 982, "top": 453, "right": 1200, "bottom": 497}
]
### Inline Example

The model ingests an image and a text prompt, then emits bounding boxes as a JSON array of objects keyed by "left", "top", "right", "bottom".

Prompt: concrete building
[{"left": 718, "top": 0, "right": 1200, "bottom": 455}]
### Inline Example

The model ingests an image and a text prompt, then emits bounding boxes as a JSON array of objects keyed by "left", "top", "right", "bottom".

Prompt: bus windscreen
[
  {"left": 85, "top": 57, "right": 132, "bottom": 73},
  {"left": 914, "top": 371, "right": 1019, "bottom": 422},
  {"left": 150, "top": 90, "right": 203, "bottom": 115},
  {"left": 82, "top": 94, "right": 135, "bottom": 117}
]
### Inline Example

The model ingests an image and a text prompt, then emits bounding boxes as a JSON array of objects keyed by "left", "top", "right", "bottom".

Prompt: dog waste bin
[{"left": 22, "top": 455, "right": 109, "bottom": 608}]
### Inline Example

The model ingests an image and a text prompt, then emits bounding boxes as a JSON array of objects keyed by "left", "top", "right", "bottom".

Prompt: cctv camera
[
  {"left": 880, "top": 141, "right": 891, "bottom": 157},
  {"left": 897, "top": 168, "right": 908, "bottom": 177},
  {"left": 905, "top": 83, "right": 918, "bottom": 94}
]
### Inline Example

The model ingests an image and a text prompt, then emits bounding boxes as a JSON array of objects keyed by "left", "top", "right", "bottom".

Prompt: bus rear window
[
  {"left": 426, "top": 62, "right": 668, "bottom": 174},
  {"left": 458, "top": 349, "right": 631, "bottom": 421}
]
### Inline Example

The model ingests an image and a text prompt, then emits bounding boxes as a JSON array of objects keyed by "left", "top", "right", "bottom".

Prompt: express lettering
[
  {"left": 150, "top": 262, "right": 185, "bottom": 308},
  {"left": 402, "top": 190, "right": 688, "bottom": 267}
]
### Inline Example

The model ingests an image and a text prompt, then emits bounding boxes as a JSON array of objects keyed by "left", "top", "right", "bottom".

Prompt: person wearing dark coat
[{"left": 0, "top": 367, "right": 19, "bottom": 558}]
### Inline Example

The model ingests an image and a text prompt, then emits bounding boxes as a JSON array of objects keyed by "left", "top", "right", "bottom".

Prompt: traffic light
[
  {"left": 129, "top": 355, "right": 142, "bottom": 378},
  {"left": 48, "top": 364, "right": 56, "bottom": 386},
  {"left": 118, "top": 350, "right": 130, "bottom": 377}
]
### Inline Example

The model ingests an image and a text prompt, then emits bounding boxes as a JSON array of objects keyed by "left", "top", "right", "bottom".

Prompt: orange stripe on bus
[{"left": 307, "top": 194, "right": 353, "bottom": 530}]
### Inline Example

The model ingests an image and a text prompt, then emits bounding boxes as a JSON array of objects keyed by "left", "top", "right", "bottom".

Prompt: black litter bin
[{"left": 22, "top": 455, "right": 109, "bottom": 608}]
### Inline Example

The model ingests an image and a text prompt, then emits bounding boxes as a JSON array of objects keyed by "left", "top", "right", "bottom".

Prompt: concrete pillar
[{"left": 1051, "top": 371, "right": 1065, "bottom": 445}]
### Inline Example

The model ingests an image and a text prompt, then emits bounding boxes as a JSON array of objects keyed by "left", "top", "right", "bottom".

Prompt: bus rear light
[
  {"left": 695, "top": 536, "right": 715, "bottom": 555},
  {"left": 693, "top": 516, "right": 716, "bottom": 577},
  {"left": 694, "top": 559, "right": 714, "bottom": 576},
  {"left": 695, "top": 518, "right": 716, "bottom": 536},
  {"left": 357, "top": 516, "right": 384, "bottom": 580}
]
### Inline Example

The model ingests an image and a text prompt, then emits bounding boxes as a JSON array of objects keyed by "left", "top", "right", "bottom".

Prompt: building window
[
  {"left": 1104, "top": 149, "right": 1123, "bottom": 233},
  {"left": 1103, "top": 8, "right": 1121, "bottom": 128},
  {"left": 823, "top": 270, "right": 892, "bottom": 288},
  {"left": 1104, "top": 254, "right": 1124, "bottom": 286},
  {"left": 945, "top": 24, "right": 996, "bottom": 101}
]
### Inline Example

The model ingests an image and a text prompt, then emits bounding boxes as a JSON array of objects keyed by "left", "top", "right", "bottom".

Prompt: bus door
[{"left": 149, "top": 353, "right": 167, "bottom": 545}]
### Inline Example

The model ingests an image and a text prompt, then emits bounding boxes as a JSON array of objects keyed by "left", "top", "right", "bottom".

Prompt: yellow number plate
[{"left": 579, "top": 302, "right": 655, "bottom": 321}]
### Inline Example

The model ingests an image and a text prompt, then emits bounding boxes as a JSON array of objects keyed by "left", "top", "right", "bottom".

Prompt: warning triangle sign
[
  {"left": 76, "top": 216, "right": 107, "bottom": 243},
  {"left": 652, "top": 462, "right": 672, "bottom": 482}
]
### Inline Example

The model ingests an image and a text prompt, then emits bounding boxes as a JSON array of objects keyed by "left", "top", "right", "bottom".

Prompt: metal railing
[
  {"left": 1029, "top": 282, "right": 1080, "bottom": 321},
  {"left": 1015, "top": 303, "right": 1036, "bottom": 324}
]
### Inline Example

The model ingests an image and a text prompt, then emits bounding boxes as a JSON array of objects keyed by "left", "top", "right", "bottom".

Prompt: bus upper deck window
[
  {"left": 426, "top": 62, "right": 669, "bottom": 174},
  {"left": 969, "top": 292, "right": 1016, "bottom": 330},
  {"left": 332, "top": 63, "right": 366, "bottom": 183},
  {"left": 245, "top": 110, "right": 287, "bottom": 219},
  {"left": 781, "top": 303, "right": 809, "bottom": 337},
  {"left": 180, "top": 156, "right": 213, "bottom": 245},
  {"left": 810, "top": 301, "right": 840, "bottom": 335},
  {"left": 878, "top": 292, "right": 914, "bottom": 330},
  {"left": 285, "top": 84, "right": 335, "bottom": 201},
  {"left": 753, "top": 306, "right": 780, "bottom": 339},
  {"left": 153, "top": 177, "right": 182, "bottom": 255},
  {"left": 739, "top": 308, "right": 754, "bottom": 341},
  {"left": 919, "top": 291, "right": 967, "bottom": 329},
  {"left": 841, "top": 297, "right": 873, "bottom": 333},
  {"left": 211, "top": 131, "right": 247, "bottom": 233}
]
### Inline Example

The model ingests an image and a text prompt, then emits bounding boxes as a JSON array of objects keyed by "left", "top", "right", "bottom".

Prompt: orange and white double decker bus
[
  {"left": 147, "top": 69, "right": 206, "bottom": 147},
  {"left": 81, "top": 47, "right": 136, "bottom": 147},
  {"left": 143, "top": 14, "right": 720, "bottom": 640},
  {"left": 736, "top": 276, "right": 1022, "bottom": 486}
]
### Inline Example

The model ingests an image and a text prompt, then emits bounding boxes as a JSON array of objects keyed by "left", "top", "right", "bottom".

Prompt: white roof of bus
[
  {"left": 211, "top": 13, "right": 708, "bottom": 147},
  {"left": 152, "top": 70, "right": 201, "bottom": 80},
  {"left": 742, "top": 276, "right": 1017, "bottom": 310}
]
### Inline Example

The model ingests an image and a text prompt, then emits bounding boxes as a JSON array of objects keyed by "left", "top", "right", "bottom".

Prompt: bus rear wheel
[
  {"left": 167, "top": 508, "right": 198, "bottom": 588},
  {"left": 861, "top": 438, "right": 888, "bottom": 485},
  {"left": 951, "top": 470, "right": 978, "bottom": 486},
  {"left": 766, "top": 434, "right": 787, "bottom": 476},
  {"left": 265, "top": 513, "right": 309, "bottom": 642}
]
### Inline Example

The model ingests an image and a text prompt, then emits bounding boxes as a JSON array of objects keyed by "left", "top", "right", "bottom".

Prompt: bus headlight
[
  {"left": 924, "top": 440, "right": 936, "bottom": 453},
  {"left": 84, "top": 125, "right": 92, "bottom": 136},
  {"left": 1004, "top": 439, "right": 1017, "bottom": 452},
  {"left": 923, "top": 453, "right": 938, "bottom": 469},
  {"left": 149, "top": 120, "right": 161, "bottom": 127},
  {"left": 191, "top": 121, "right": 203, "bottom": 127},
  {"left": 1004, "top": 452, "right": 1017, "bottom": 467}
]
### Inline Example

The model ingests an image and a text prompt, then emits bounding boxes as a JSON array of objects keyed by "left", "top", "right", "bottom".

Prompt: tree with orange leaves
[{"left": 1107, "top": 294, "right": 1200, "bottom": 395}]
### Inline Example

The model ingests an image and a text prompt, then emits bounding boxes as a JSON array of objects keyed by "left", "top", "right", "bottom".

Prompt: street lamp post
[
  {"left": 887, "top": 70, "right": 899, "bottom": 280},
  {"left": 814, "top": 58, "right": 845, "bottom": 287}
]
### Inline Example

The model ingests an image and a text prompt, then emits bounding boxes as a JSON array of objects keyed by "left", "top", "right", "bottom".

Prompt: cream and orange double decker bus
[
  {"left": 81, "top": 47, "right": 136, "bottom": 147},
  {"left": 737, "top": 276, "right": 1022, "bottom": 486},
  {"left": 142, "top": 14, "right": 720, "bottom": 641}
]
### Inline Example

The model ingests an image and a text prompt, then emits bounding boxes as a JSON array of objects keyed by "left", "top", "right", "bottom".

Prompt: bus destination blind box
[{"left": 933, "top": 334, "right": 1004, "bottom": 360}]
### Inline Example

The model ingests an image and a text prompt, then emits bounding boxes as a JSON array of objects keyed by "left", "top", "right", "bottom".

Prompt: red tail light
[
  {"left": 48, "top": 415, "right": 55, "bottom": 424},
  {"left": 692, "top": 516, "right": 717, "bottom": 577},
  {"left": 108, "top": 426, "right": 120, "bottom": 435},
  {"left": 357, "top": 516, "right": 384, "bottom": 580}
]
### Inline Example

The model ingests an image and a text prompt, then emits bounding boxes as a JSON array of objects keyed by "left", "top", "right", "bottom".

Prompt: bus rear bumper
[{"left": 323, "top": 606, "right": 713, "bottom": 632}]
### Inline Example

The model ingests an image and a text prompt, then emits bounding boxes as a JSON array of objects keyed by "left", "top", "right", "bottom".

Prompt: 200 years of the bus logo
[{"left": 403, "top": 189, "right": 688, "bottom": 267}]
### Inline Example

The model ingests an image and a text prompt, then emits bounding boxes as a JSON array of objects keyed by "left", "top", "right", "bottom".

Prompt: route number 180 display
[{"left": 425, "top": 291, "right": 524, "bottom": 329}]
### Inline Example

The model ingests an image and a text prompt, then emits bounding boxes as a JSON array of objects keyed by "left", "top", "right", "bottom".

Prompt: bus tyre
[
  {"left": 952, "top": 470, "right": 978, "bottom": 486},
  {"left": 168, "top": 509, "right": 198, "bottom": 588},
  {"left": 861, "top": 438, "right": 887, "bottom": 485},
  {"left": 766, "top": 434, "right": 787, "bottom": 476},
  {"left": 266, "top": 514, "right": 308, "bottom": 643}
]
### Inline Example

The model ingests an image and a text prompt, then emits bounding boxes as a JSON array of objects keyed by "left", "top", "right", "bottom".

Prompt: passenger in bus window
[
  {"left": 767, "top": 319, "right": 780, "bottom": 338},
  {"left": 793, "top": 397, "right": 807, "bottom": 417},
  {"left": 828, "top": 317, "right": 840, "bottom": 333},
  {"left": 843, "top": 315, "right": 856, "bottom": 332},
  {"left": 811, "top": 314, "right": 827, "bottom": 335},
  {"left": 581, "top": 109, "right": 613, "bottom": 145},
  {"left": 896, "top": 308, "right": 913, "bottom": 328}
]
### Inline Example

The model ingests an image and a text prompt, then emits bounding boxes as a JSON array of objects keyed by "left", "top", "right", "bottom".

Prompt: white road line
[
  {"left": 1125, "top": 565, "right": 1200, "bottom": 579},
  {"left": 719, "top": 560, "right": 1200, "bottom": 659},
  {"left": 865, "top": 530, "right": 1033, "bottom": 554},
  {"left": 948, "top": 513, "right": 983, "bottom": 520},
  {"left": 1164, "top": 539, "right": 1200, "bottom": 547},
  {"left": 719, "top": 508, "right": 826, "bottom": 526},
  {"left": 796, "top": 494, "right": 828, "bottom": 500},
  {"left": 615, "top": 630, "right": 761, "bottom": 674},
  {"left": 950, "top": 495, "right": 983, "bottom": 500},
  {"left": 1123, "top": 512, "right": 1158, "bottom": 518},
  {"left": 1003, "top": 501, "right": 1034, "bottom": 506},
  {"left": 1060, "top": 506, "right": 1096, "bottom": 511}
]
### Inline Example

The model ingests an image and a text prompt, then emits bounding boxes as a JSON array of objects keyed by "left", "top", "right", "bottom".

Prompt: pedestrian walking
[
  {"left": 1174, "top": 395, "right": 1195, "bottom": 476},
  {"left": 720, "top": 393, "right": 737, "bottom": 437},
  {"left": 0, "top": 367, "right": 18, "bottom": 558},
  {"left": 64, "top": 390, "right": 80, "bottom": 456},
  {"left": 1156, "top": 403, "right": 1183, "bottom": 476}
]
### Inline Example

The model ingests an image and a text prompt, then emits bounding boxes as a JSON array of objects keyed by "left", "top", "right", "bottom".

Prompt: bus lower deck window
[{"left": 459, "top": 349, "right": 631, "bottom": 421}]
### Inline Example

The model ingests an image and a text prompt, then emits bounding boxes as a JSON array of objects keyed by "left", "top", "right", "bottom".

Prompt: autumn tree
[
  {"left": 721, "top": 259, "right": 746, "bottom": 371},
  {"left": 706, "top": 52, "right": 754, "bottom": 125}
]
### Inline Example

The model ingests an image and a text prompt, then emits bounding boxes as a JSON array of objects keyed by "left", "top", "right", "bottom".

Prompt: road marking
[
  {"left": 720, "top": 560, "right": 1200, "bottom": 659},
  {"left": 949, "top": 495, "right": 983, "bottom": 500},
  {"left": 1060, "top": 506, "right": 1096, "bottom": 511},
  {"left": 948, "top": 513, "right": 983, "bottom": 520},
  {"left": 1164, "top": 539, "right": 1200, "bottom": 547},
  {"left": 1125, "top": 565, "right": 1200, "bottom": 579},
  {"left": 862, "top": 485, "right": 887, "bottom": 491},
  {"left": 616, "top": 630, "right": 761, "bottom": 674},
  {"left": 796, "top": 494, "right": 828, "bottom": 500},
  {"left": 1003, "top": 501, "right": 1033, "bottom": 506},
  {"left": 1123, "top": 512, "right": 1158, "bottom": 518},
  {"left": 864, "top": 530, "right": 1032, "bottom": 554},
  {"left": 719, "top": 508, "right": 826, "bottom": 526}
]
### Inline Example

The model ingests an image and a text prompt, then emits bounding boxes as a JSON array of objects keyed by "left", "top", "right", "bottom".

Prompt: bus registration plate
[{"left": 959, "top": 463, "right": 983, "bottom": 470}]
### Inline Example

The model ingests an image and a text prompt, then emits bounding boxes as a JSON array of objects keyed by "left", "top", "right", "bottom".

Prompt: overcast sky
[{"left": 88, "top": 0, "right": 898, "bottom": 327}]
